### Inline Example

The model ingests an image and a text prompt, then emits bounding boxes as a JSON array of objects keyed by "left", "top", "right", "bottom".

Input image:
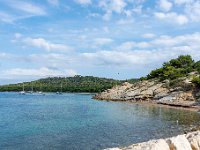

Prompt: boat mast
[
  {"left": 23, "top": 83, "right": 25, "bottom": 92},
  {"left": 61, "top": 83, "right": 63, "bottom": 93},
  {"left": 31, "top": 83, "right": 33, "bottom": 92}
]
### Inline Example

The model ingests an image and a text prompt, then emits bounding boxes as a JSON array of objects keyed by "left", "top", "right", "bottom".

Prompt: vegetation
[
  {"left": 138, "top": 55, "right": 200, "bottom": 88},
  {"left": 143, "top": 55, "right": 199, "bottom": 81},
  {"left": 0, "top": 75, "right": 138, "bottom": 93},
  {"left": 192, "top": 77, "right": 200, "bottom": 87}
]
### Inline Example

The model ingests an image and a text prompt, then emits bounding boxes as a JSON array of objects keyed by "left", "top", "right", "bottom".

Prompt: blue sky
[{"left": 1, "top": 0, "right": 200, "bottom": 84}]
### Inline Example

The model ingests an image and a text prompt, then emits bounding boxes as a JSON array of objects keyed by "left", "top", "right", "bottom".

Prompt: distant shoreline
[{"left": 0, "top": 91, "right": 97, "bottom": 94}]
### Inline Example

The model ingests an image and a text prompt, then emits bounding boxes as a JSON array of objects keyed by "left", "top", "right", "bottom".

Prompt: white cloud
[
  {"left": 185, "top": 1, "right": 200, "bottom": 22},
  {"left": 23, "top": 37, "right": 72, "bottom": 52},
  {"left": 3, "top": 67, "right": 77, "bottom": 78},
  {"left": 117, "top": 41, "right": 150, "bottom": 50},
  {"left": 159, "top": 0, "right": 173, "bottom": 12},
  {"left": 94, "top": 38, "right": 113, "bottom": 46},
  {"left": 14, "top": 35, "right": 72, "bottom": 52},
  {"left": 142, "top": 33, "right": 156, "bottom": 38},
  {"left": 0, "top": 11, "right": 15, "bottom": 23},
  {"left": 8, "top": 1, "right": 46, "bottom": 16},
  {"left": 81, "top": 32, "right": 200, "bottom": 67},
  {"left": 117, "top": 42, "right": 135, "bottom": 50},
  {"left": 154, "top": 12, "right": 189, "bottom": 25},
  {"left": 0, "top": 1, "right": 46, "bottom": 23},
  {"left": 28, "top": 53, "right": 76, "bottom": 67},
  {"left": 14, "top": 33, "right": 23, "bottom": 39},
  {"left": 174, "top": 0, "right": 193, "bottom": 5},
  {"left": 117, "top": 18, "right": 135, "bottom": 25},
  {"left": 88, "top": 13, "right": 101, "bottom": 18},
  {"left": 99, "top": 0, "right": 127, "bottom": 20},
  {"left": 47, "top": 0, "right": 59, "bottom": 6},
  {"left": 74, "top": 0, "right": 92, "bottom": 5},
  {"left": 132, "top": 5, "right": 143, "bottom": 14},
  {"left": 0, "top": 53, "right": 9, "bottom": 59}
]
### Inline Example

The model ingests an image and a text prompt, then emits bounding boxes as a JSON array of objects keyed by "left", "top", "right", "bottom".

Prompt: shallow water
[{"left": 0, "top": 92, "right": 199, "bottom": 150}]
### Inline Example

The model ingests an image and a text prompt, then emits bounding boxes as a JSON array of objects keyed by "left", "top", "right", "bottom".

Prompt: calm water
[{"left": 0, "top": 92, "right": 200, "bottom": 150}]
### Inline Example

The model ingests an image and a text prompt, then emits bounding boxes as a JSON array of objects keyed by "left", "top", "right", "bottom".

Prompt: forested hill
[{"left": 0, "top": 75, "right": 137, "bottom": 93}]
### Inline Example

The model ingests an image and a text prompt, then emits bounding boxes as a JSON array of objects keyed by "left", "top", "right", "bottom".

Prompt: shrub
[
  {"left": 193, "top": 61, "right": 200, "bottom": 73},
  {"left": 192, "top": 77, "right": 200, "bottom": 87},
  {"left": 146, "top": 55, "right": 195, "bottom": 81}
]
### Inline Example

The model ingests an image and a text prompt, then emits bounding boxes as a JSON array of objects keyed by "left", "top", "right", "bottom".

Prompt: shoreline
[
  {"left": 94, "top": 98, "right": 200, "bottom": 112},
  {"left": 106, "top": 130, "right": 200, "bottom": 150}
]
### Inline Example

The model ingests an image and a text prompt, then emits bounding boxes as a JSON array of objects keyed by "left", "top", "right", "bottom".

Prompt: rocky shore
[
  {"left": 93, "top": 77, "right": 200, "bottom": 110},
  {"left": 105, "top": 131, "right": 200, "bottom": 150}
]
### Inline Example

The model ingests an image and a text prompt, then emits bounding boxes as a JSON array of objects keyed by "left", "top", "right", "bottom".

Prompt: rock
[
  {"left": 106, "top": 131, "right": 200, "bottom": 150},
  {"left": 188, "top": 71, "right": 199, "bottom": 75},
  {"left": 158, "top": 95, "right": 176, "bottom": 102},
  {"left": 186, "top": 131, "right": 200, "bottom": 150},
  {"left": 166, "top": 135, "right": 192, "bottom": 150},
  {"left": 105, "top": 148, "right": 121, "bottom": 150},
  {"left": 124, "top": 139, "right": 170, "bottom": 150},
  {"left": 196, "top": 91, "right": 200, "bottom": 97},
  {"left": 94, "top": 77, "right": 198, "bottom": 106}
]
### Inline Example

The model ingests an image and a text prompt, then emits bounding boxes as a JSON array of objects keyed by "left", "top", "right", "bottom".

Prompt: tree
[
  {"left": 192, "top": 77, "right": 200, "bottom": 87},
  {"left": 169, "top": 55, "right": 194, "bottom": 68},
  {"left": 146, "top": 55, "right": 195, "bottom": 80},
  {"left": 194, "top": 61, "right": 200, "bottom": 73}
]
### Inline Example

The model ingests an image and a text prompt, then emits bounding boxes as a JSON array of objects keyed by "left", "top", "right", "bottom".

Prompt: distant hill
[{"left": 0, "top": 75, "right": 138, "bottom": 93}]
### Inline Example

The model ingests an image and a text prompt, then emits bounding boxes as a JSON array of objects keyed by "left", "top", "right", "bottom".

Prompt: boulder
[
  {"left": 125, "top": 139, "right": 170, "bottom": 150},
  {"left": 166, "top": 135, "right": 192, "bottom": 150},
  {"left": 186, "top": 131, "right": 200, "bottom": 150}
]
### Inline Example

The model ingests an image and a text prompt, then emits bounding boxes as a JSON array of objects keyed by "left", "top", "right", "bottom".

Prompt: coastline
[
  {"left": 94, "top": 98, "right": 200, "bottom": 112},
  {"left": 105, "top": 130, "right": 200, "bottom": 150}
]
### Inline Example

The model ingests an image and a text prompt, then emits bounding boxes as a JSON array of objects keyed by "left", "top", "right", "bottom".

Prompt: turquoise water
[{"left": 0, "top": 92, "right": 200, "bottom": 150}]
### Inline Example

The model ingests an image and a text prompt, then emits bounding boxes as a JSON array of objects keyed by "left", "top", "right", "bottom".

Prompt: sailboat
[
  {"left": 56, "top": 83, "right": 63, "bottom": 94},
  {"left": 38, "top": 84, "right": 45, "bottom": 95},
  {"left": 27, "top": 83, "right": 34, "bottom": 94},
  {"left": 30, "top": 84, "right": 33, "bottom": 93},
  {"left": 19, "top": 83, "right": 26, "bottom": 95}
]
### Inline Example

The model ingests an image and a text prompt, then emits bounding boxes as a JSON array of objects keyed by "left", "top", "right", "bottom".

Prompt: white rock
[
  {"left": 130, "top": 139, "right": 169, "bottom": 150},
  {"left": 186, "top": 131, "right": 200, "bottom": 150},
  {"left": 167, "top": 135, "right": 192, "bottom": 150},
  {"left": 105, "top": 148, "right": 121, "bottom": 150}
]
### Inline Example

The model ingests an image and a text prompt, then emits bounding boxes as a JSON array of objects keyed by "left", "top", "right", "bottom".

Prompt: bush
[
  {"left": 140, "top": 77, "right": 147, "bottom": 81},
  {"left": 146, "top": 55, "right": 195, "bottom": 81},
  {"left": 147, "top": 68, "right": 164, "bottom": 79},
  {"left": 169, "top": 55, "right": 194, "bottom": 68},
  {"left": 193, "top": 61, "right": 200, "bottom": 73},
  {"left": 192, "top": 77, "right": 200, "bottom": 87}
]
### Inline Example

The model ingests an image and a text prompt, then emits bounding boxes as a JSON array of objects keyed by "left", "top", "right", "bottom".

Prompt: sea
[{"left": 0, "top": 92, "right": 200, "bottom": 150}]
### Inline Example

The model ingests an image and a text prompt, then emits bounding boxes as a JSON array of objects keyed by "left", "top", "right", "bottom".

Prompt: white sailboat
[
  {"left": 38, "top": 84, "right": 45, "bottom": 95},
  {"left": 31, "top": 84, "right": 33, "bottom": 93},
  {"left": 56, "top": 83, "right": 63, "bottom": 94},
  {"left": 19, "top": 83, "right": 26, "bottom": 95}
]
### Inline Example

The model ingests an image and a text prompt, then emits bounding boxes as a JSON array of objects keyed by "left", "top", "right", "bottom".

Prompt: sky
[{"left": 1, "top": 0, "right": 200, "bottom": 84}]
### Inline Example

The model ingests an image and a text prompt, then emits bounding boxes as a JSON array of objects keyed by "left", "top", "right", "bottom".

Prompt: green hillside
[{"left": 0, "top": 75, "right": 124, "bottom": 93}]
